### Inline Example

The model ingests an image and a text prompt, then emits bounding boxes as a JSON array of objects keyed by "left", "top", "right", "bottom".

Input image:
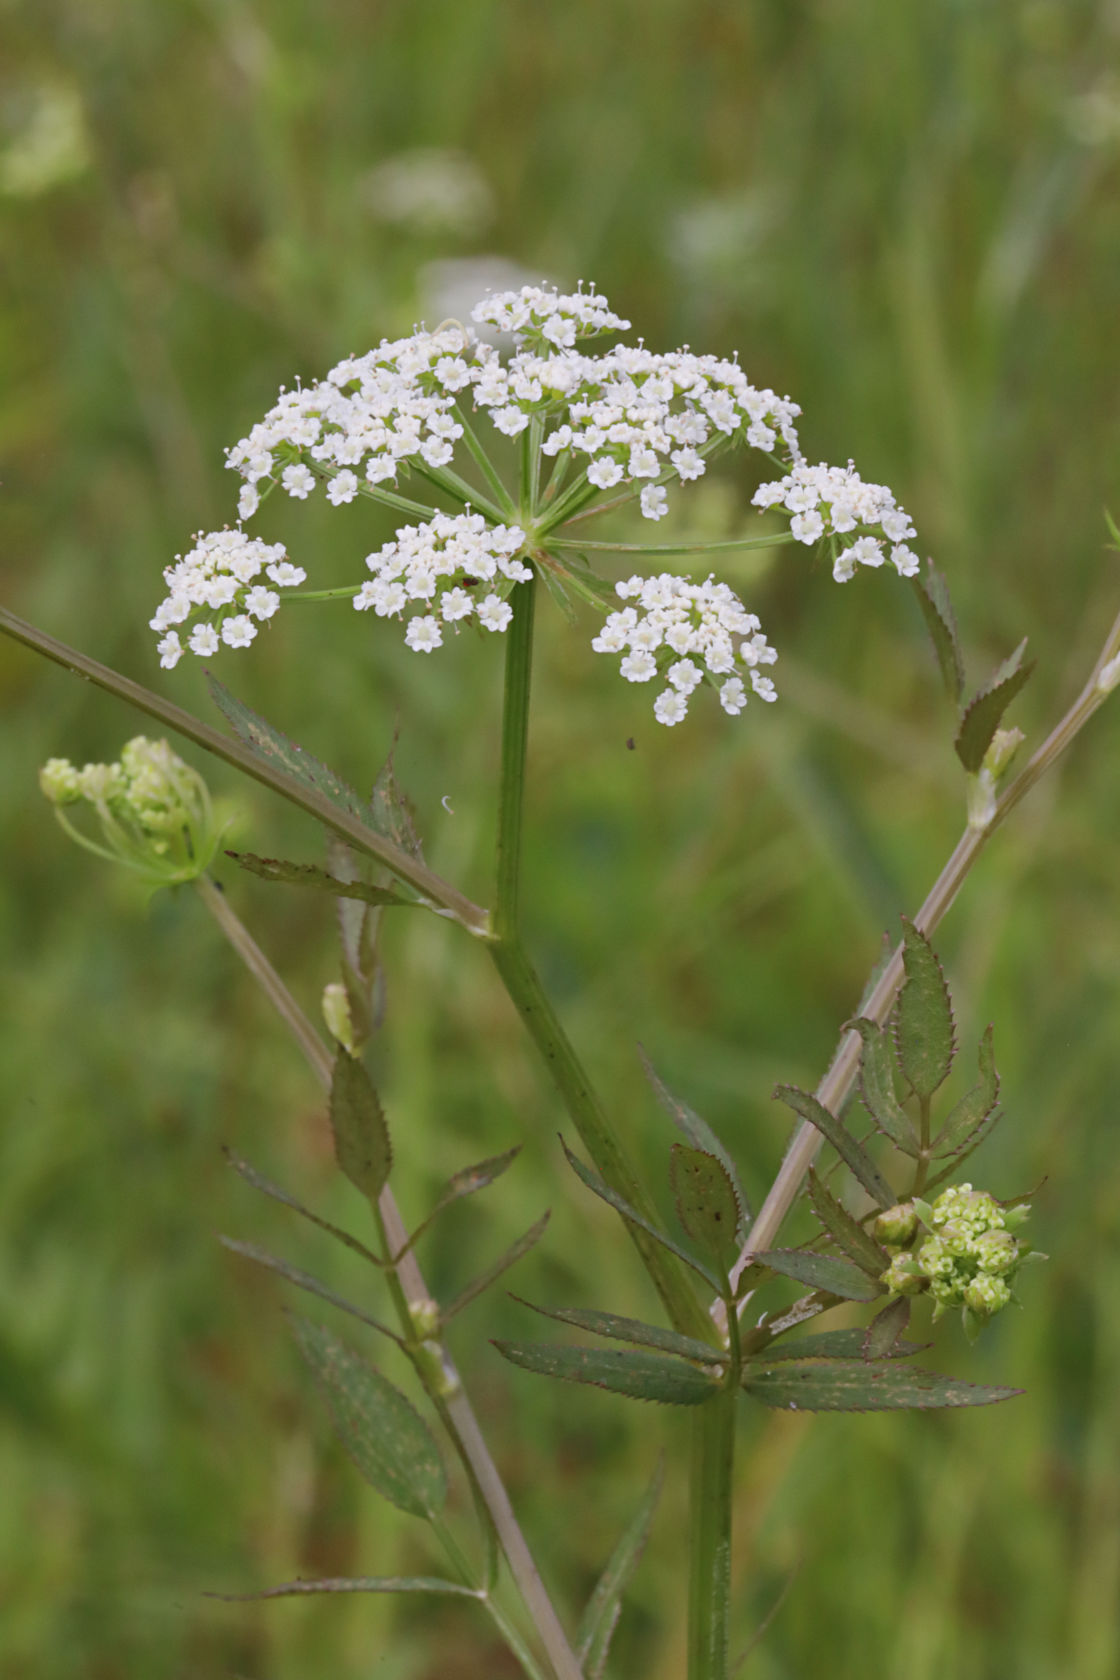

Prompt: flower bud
[
  {"left": 874, "top": 1202, "right": 919, "bottom": 1246},
  {"left": 39, "top": 758, "right": 82, "bottom": 804},
  {"left": 881, "top": 1252, "right": 925, "bottom": 1297},
  {"left": 321, "top": 981, "right": 356, "bottom": 1053},
  {"left": 408, "top": 1297, "right": 441, "bottom": 1339}
]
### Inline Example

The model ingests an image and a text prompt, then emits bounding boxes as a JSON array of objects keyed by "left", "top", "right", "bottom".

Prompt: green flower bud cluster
[
  {"left": 39, "top": 737, "right": 224, "bottom": 885},
  {"left": 877, "top": 1184, "right": 1039, "bottom": 1341}
]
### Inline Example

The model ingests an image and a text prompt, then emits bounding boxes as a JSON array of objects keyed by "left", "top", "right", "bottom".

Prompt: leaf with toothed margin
[
  {"left": 208, "top": 674, "right": 371, "bottom": 823},
  {"left": 560, "top": 1137, "right": 723, "bottom": 1293},
  {"left": 893, "top": 919, "right": 956, "bottom": 1099},
  {"left": 670, "top": 1144, "right": 742, "bottom": 1277},
  {"left": 742, "top": 1359, "right": 1022, "bottom": 1412},
  {"left": 221, "top": 1237, "right": 402, "bottom": 1344},
  {"left": 752, "top": 1249, "right": 884, "bottom": 1302},
  {"left": 846, "top": 1017, "right": 920, "bottom": 1155},
  {"left": 227, "top": 852, "right": 417, "bottom": 908},
  {"left": 492, "top": 1340, "right": 722, "bottom": 1406},
  {"left": 757, "top": 1327, "right": 926, "bottom": 1363},
  {"left": 224, "top": 1151, "right": 386, "bottom": 1268},
  {"left": 577, "top": 1457, "right": 664, "bottom": 1680},
  {"left": 910, "top": 561, "right": 964, "bottom": 703},
  {"left": 509, "top": 1298, "right": 727, "bottom": 1366},
  {"left": 639, "top": 1047, "right": 749, "bottom": 1238},
  {"left": 396, "top": 1147, "right": 522, "bottom": 1258},
  {"left": 329, "top": 1049, "right": 392, "bottom": 1202},
  {"left": 807, "top": 1170, "right": 890, "bottom": 1275},
  {"left": 440, "top": 1212, "right": 551, "bottom": 1323},
  {"left": 773, "top": 1086, "right": 894, "bottom": 1209},
  {"left": 934, "top": 1025, "right": 1000, "bottom": 1156},
  {"left": 955, "top": 638, "right": 1036, "bottom": 773},
  {"left": 862, "top": 1296, "right": 912, "bottom": 1362}
]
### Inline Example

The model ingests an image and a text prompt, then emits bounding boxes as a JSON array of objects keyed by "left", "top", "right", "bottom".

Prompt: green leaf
[
  {"left": 208, "top": 675, "right": 372, "bottom": 823},
  {"left": 208, "top": 1575, "right": 479, "bottom": 1603},
  {"left": 397, "top": 1147, "right": 522, "bottom": 1258},
  {"left": 910, "top": 561, "right": 964, "bottom": 704},
  {"left": 807, "top": 1170, "right": 890, "bottom": 1276},
  {"left": 934, "top": 1025, "right": 1000, "bottom": 1156},
  {"left": 292, "top": 1317, "right": 446, "bottom": 1517},
  {"left": 752, "top": 1249, "right": 884, "bottom": 1303},
  {"left": 742, "top": 1359, "right": 1022, "bottom": 1412},
  {"left": 441, "top": 1212, "right": 550, "bottom": 1323},
  {"left": 224, "top": 1151, "right": 385, "bottom": 1269},
  {"left": 368, "top": 737, "right": 425, "bottom": 861},
  {"left": 955, "top": 638, "right": 1036, "bottom": 773},
  {"left": 329, "top": 837, "right": 385, "bottom": 1053},
  {"left": 329, "top": 1049, "right": 392, "bottom": 1202},
  {"left": 493, "top": 1340, "right": 722, "bottom": 1406},
  {"left": 221, "top": 1237, "right": 402, "bottom": 1344},
  {"left": 560, "top": 1137, "right": 723, "bottom": 1293},
  {"left": 670, "top": 1144, "right": 742, "bottom": 1277},
  {"left": 510, "top": 1298, "right": 727, "bottom": 1366},
  {"left": 577, "top": 1457, "right": 664, "bottom": 1680},
  {"left": 757, "top": 1328, "right": 925, "bottom": 1363},
  {"left": 228, "top": 852, "right": 415, "bottom": 908},
  {"left": 862, "top": 1296, "right": 912, "bottom": 1362},
  {"left": 893, "top": 919, "right": 956, "bottom": 1098},
  {"left": 773, "top": 1086, "right": 894, "bottom": 1209},
  {"left": 639, "top": 1048, "right": 749, "bottom": 1237},
  {"left": 846, "top": 1017, "right": 920, "bottom": 1155}
]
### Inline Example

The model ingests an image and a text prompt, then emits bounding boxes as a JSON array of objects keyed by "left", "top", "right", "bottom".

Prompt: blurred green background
[{"left": 3, "top": 2, "right": 1120, "bottom": 1676}]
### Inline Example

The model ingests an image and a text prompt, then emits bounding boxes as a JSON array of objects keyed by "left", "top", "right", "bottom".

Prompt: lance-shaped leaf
[
  {"left": 228, "top": 852, "right": 415, "bottom": 909},
  {"left": 934, "top": 1025, "right": 1000, "bottom": 1156},
  {"left": 560, "top": 1137, "right": 722, "bottom": 1293},
  {"left": 756, "top": 1327, "right": 925, "bottom": 1363},
  {"left": 396, "top": 1146, "right": 522, "bottom": 1259},
  {"left": 639, "top": 1048, "right": 749, "bottom": 1237},
  {"left": 910, "top": 561, "right": 964, "bottom": 704},
  {"left": 807, "top": 1170, "right": 890, "bottom": 1276},
  {"left": 862, "top": 1296, "right": 912, "bottom": 1362},
  {"left": 752, "top": 1249, "right": 884, "bottom": 1303},
  {"left": 577, "top": 1457, "right": 664, "bottom": 1680},
  {"left": 893, "top": 919, "right": 956, "bottom": 1099},
  {"left": 330, "top": 1049, "right": 392, "bottom": 1202},
  {"left": 773, "top": 1086, "right": 894, "bottom": 1208},
  {"left": 510, "top": 1298, "right": 727, "bottom": 1366},
  {"left": 224, "top": 1151, "right": 385, "bottom": 1268},
  {"left": 209, "top": 1575, "right": 479, "bottom": 1603},
  {"left": 368, "top": 736, "right": 425, "bottom": 861},
  {"left": 493, "top": 1340, "right": 722, "bottom": 1406},
  {"left": 292, "top": 1317, "right": 446, "bottom": 1517},
  {"left": 742, "top": 1359, "right": 1021, "bottom": 1412},
  {"left": 221, "top": 1237, "right": 402, "bottom": 1344},
  {"left": 440, "top": 1212, "right": 550, "bottom": 1323},
  {"left": 955, "top": 638, "right": 1036, "bottom": 773},
  {"left": 329, "top": 837, "right": 386, "bottom": 1052},
  {"left": 846, "top": 1017, "right": 919, "bottom": 1155},
  {"left": 670, "top": 1144, "right": 742, "bottom": 1278},
  {"left": 208, "top": 675, "right": 372, "bottom": 824}
]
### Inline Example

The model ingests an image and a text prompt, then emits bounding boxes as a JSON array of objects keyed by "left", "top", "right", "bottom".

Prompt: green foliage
[
  {"left": 640, "top": 1049, "right": 749, "bottom": 1237},
  {"left": 935, "top": 1024, "right": 1001, "bottom": 1155},
  {"left": 757, "top": 1327, "right": 925, "bottom": 1363},
  {"left": 909, "top": 561, "right": 964, "bottom": 704},
  {"left": 806, "top": 1169, "right": 890, "bottom": 1276},
  {"left": 773, "top": 1085, "right": 894, "bottom": 1207},
  {"left": 955, "top": 640, "right": 1037, "bottom": 774},
  {"left": 510, "top": 1299, "right": 728, "bottom": 1366},
  {"left": 493, "top": 1340, "right": 723, "bottom": 1406},
  {"left": 328, "top": 1048, "right": 393, "bottom": 1203},
  {"left": 208, "top": 674, "right": 374, "bottom": 826},
  {"left": 741, "top": 1360, "right": 1021, "bottom": 1413},
  {"left": 220, "top": 1236, "right": 402, "bottom": 1343},
  {"left": 577, "top": 1457, "right": 664, "bottom": 1680},
  {"left": 893, "top": 918, "right": 956, "bottom": 1099},
  {"left": 669, "top": 1143, "right": 742, "bottom": 1279},
  {"left": 561, "top": 1137, "right": 723, "bottom": 1294},
  {"left": 398, "top": 1144, "right": 523, "bottom": 1256},
  {"left": 847, "top": 1017, "right": 920, "bottom": 1154},
  {"left": 440, "top": 1210, "right": 550, "bottom": 1322},
  {"left": 227, "top": 850, "right": 414, "bottom": 908},
  {"left": 752, "top": 1249, "right": 884, "bottom": 1304}
]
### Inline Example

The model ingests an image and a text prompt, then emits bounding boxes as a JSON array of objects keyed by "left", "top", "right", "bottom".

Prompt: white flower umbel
[
  {"left": 354, "top": 511, "right": 529, "bottom": 650},
  {"left": 592, "top": 573, "right": 778, "bottom": 725},
  {"left": 752, "top": 461, "right": 920, "bottom": 581},
  {"left": 151, "top": 528, "right": 304, "bottom": 667}
]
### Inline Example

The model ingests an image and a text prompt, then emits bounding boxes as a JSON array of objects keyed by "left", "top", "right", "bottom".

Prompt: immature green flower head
[
  {"left": 39, "top": 737, "right": 224, "bottom": 885},
  {"left": 880, "top": 1181, "right": 1039, "bottom": 1341}
]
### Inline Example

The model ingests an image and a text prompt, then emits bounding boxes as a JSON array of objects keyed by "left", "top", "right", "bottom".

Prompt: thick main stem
[
  {"left": 687, "top": 1311, "right": 740, "bottom": 1680},
  {"left": 193, "top": 876, "right": 583, "bottom": 1680}
]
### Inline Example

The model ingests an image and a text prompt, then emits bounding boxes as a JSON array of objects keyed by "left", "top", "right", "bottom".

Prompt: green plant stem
[
  {"left": 547, "top": 532, "right": 798, "bottom": 558},
  {"left": 192, "top": 874, "right": 583, "bottom": 1680},
  {"left": 721, "top": 599, "right": 1120, "bottom": 1317},
  {"left": 688, "top": 1307, "right": 740, "bottom": 1680},
  {"left": 432, "top": 1516, "right": 551, "bottom": 1680},
  {"left": 0, "top": 607, "right": 489, "bottom": 935},
  {"left": 488, "top": 573, "right": 713, "bottom": 1342}
]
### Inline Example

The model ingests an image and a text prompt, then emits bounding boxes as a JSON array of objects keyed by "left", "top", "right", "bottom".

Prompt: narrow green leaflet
[
  {"left": 670, "top": 1144, "right": 742, "bottom": 1277},
  {"left": 440, "top": 1212, "right": 550, "bottom": 1323},
  {"left": 577, "top": 1457, "right": 665, "bottom": 1680},
  {"left": 846, "top": 1017, "right": 919, "bottom": 1154},
  {"left": 742, "top": 1358, "right": 1021, "bottom": 1412},
  {"left": 909, "top": 562, "right": 964, "bottom": 703},
  {"left": 228, "top": 852, "right": 415, "bottom": 909},
  {"left": 862, "top": 1296, "right": 912, "bottom": 1362},
  {"left": 221, "top": 1237, "right": 402, "bottom": 1344},
  {"left": 209, "top": 1576, "right": 479, "bottom": 1602},
  {"left": 752, "top": 1249, "right": 883, "bottom": 1303},
  {"left": 756, "top": 1328, "right": 925, "bottom": 1363},
  {"left": 510, "top": 1298, "right": 727, "bottom": 1366},
  {"left": 934, "top": 1025, "right": 1000, "bottom": 1156},
  {"left": 329, "top": 837, "right": 385, "bottom": 1052},
  {"left": 368, "top": 739, "right": 425, "bottom": 861},
  {"left": 560, "top": 1137, "right": 723, "bottom": 1293},
  {"left": 493, "top": 1340, "right": 722, "bottom": 1406},
  {"left": 955, "top": 638, "right": 1036, "bottom": 774},
  {"left": 208, "top": 674, "right": 371, "bottom": 823},
  {"left": 639, "top": 1048, "right": 749, "bottom": 1237},
  {"left": 292, "top": 1317, "right": 446, "bottom": 1517},
  {"left": 773, "top": 1086, "right": 894, "bottom": 1208},
  {"left": 807, "top": 1170, "right": 890, "bottom": 1276},
  {"left": 893, "top": 919, "right": 956, "bottom": 1099},
  {"left": 329, "top": 1049, "right": 392, "bottom": 1202},
  {"left": 397, "top": 1146, "right": 522, "bottom": 1258},
  {"left": 224, "top": 1151, "right": 385, "bottom": 1269}
]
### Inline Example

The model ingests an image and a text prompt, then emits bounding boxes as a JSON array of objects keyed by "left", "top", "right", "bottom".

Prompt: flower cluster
[
  {"left": 353, "top": 511, "right": 530, "bottom": 651},
  {"left": 472, "top": 282, "right": 631, "bottom": 347},
  {"left": 591, "top": 572, "right": 777, "bottom": 725},
  {"left": 752, "top": 461, "right": 920, "bottom": 581},
  {"left": 39, "top": 737, "right": 223, "bottom": 884},
  {"left": 877, "top": 1184, "right": 1036, "bottom": 1339},
  {"left": 151, "top": 529, "right": 306, "bottom": 669}
]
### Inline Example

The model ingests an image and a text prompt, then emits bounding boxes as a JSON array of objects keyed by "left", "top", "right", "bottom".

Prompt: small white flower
[
  {"left": 245, "top": 586, "right": 281, "bottom": 621},
  {"left": 640, "top": 485, "right": 669, "bottom": 521},
  {"left": 667, "top": 658, "right": 702, "bottom": 694},
  {"left": 158, "top": 632, "right": 183, "bottom": 669},
  {"left": 587, "top": 456, "right": 624, "bottom": 489},
  {"left": 221, "top": 615, "right": 258, "bottom": 649},
  {"left": 654, "top": 689, "right": 689, "bottom": 726},
  {"left": 441, "top": 587, "right": 475, "bottom": 621},
  {"left": 719, "top": 677, "right": 748, "bottom": 714},
  {"left": 628, "top": 444, "right": 660, "bottom": 478},
  {"left": 891, "top": 543, "right": 920, "bottom": 577},
  {"left": 671, "top": 447, "right": 705, "bottom": 481},
  {"left": 750, "top": 672, "right": 777, "bottom": 702},
  {"left": 620, "top": 650, "right": 658, "bottom": 682},
  {"left": 477, "top": 593, "right": 513, "bottom": 632},
  {"left": 266, "top": 561, "right": 307, "bottom": 587},
  {"left": 405, "top": 615, "right": 443, "bottom": 652},
  {"left": 326, "top": 470, "right": 359, "bottom": 505},
  {"left": 188, "top": 624, "right": 220, "bottom": 657},
  {"left": 790, "top": 509, "right": 824, "bottom": 544},
  {"left": 238, "top": 483, "right": 260, "bottom": 519},
  {"left": 281, "top": 464, "right": 316, "bottom": 499}
]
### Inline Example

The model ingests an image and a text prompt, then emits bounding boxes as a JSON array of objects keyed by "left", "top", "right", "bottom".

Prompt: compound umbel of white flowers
[{"left": 151, "top": 281, "right": 923, "bottom": 725}]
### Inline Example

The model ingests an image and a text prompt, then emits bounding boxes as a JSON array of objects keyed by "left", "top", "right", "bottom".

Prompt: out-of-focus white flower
[
  {"left": 361, "top": 148, "right": 494, "bottom": 238},
  {"left": 0, "top": 78, "right": 90, "bottom": 198}
]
